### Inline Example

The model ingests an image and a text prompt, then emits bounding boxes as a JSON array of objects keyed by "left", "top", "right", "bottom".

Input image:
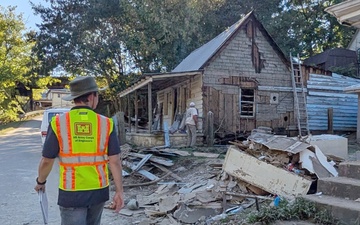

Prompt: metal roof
[
  {"left": 325, "top": 0, "right": 360, "bottom": 28},
  {"left": 118, "top": 71, "right": 202, "bottom": 97},
  {"left": 172, "top": 12, "right": 252, "bottom": 72}
]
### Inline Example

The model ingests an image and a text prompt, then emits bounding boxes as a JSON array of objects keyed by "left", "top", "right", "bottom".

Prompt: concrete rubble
[{"left": 115, "top": 130, "right": 343, "bottom": 224}]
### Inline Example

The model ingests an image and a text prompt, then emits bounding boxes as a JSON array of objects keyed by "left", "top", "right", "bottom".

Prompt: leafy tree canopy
[
  {"left": 0, "top": 6, "right": 59, "bottom": 123},
  {"left": 31, "top": 0, "right": 357, "bottom": 104},
  {"left": 0, "top": 7, "right": 36, "bottom": 122},
  {"left": 266, "top": 0, "right": 356, "bottom": 58}
]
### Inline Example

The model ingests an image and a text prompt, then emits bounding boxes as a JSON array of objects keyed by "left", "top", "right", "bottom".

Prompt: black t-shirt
[{"left": 42, "top": 106, "right": 121, "bottom": 207}]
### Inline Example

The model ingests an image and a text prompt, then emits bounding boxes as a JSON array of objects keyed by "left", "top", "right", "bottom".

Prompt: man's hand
[
  {"left": 112, "top": 191, "right": 124, "bottom": 212},
  {"left": 108, "top": 154, "right": 124, "bottom": 213},
  {"left": 34, "top": 184, "right": 46, "bottom": 192},
  {"left": 35, "top": 157, "right": 55, "bottom": 193}
]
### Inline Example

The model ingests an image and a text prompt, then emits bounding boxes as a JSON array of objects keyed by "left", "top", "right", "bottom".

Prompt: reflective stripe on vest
[{"left": 51, "top": 109, "right": 112, "bottom": 191}]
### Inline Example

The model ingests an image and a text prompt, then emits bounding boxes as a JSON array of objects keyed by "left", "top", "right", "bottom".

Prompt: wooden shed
[
  {"left": 117, "top": 12, "right": 305, "bottom": 146},
  {"left": 303, "top": 48, "right": 357, "bottom": 72}
]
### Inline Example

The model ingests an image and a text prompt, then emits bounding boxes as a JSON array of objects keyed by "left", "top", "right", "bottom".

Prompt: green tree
[
  {"left": 32, "top": 0, "right": 357, "bottom": 103},
  {"left": 199, "top": 0, "right": 282, "bottom": 36},
  {"left": 267, "top": 0, "right": 356, "bottom": 58},
  {"left": 120, "top": 0, "right": 211, "bottom": 72},
  {"left": 32, "top": 0, "right": 132, "bottom": 111},
  {"left": 0, "top": 7, "right": 36, "bottom": 123},
  {"left": 32, "top": 0, "right": 213, "bottom": 74}
]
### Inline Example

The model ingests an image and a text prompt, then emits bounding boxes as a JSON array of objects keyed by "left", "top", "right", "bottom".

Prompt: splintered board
[{"left": 223, "top": 146, "right": 312, "bottom": 199}]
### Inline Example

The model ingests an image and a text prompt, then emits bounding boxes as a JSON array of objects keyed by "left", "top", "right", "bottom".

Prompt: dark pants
[{"left": 60, "top": 202, "right": 105, "bottom": 225}]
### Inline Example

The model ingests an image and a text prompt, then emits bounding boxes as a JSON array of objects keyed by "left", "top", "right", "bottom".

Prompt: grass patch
[{"left": 246, "top": 198, "right": 342, "bottom": 225}]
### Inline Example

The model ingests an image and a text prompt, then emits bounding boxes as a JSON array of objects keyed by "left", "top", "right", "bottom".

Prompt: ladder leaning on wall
[{"left": 290, "top": 53, "right": 310, "bottom": 137}]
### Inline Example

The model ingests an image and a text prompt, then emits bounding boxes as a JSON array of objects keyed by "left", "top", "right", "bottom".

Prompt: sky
[{"left": 0, "top": 0, "right": 48, "bottom": 30}]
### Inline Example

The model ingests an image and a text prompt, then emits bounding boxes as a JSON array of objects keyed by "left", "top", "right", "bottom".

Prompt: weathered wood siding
[
  {"left": 156, "top": 74, "right": 203, "bottom": 130},
  {"left": 203, "top": 21, "right": 294, "bottom": 134},
  {"left": 204, "top": 85, "right": 241, "bottom": 134},
  {"left": 307, "top": 73, "right": 360, "bottom": 131}
]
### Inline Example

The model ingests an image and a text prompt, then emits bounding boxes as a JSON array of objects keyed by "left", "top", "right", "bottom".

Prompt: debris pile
[{"left": 113, "top": 130, "right": 342, "bottom": 224}]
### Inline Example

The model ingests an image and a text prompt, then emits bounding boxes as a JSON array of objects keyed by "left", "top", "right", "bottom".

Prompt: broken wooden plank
[
  {"left": 223, "top": 146, "right": 312, "bottom": 199},
  {"left": 122, "top": 160, "right": 159, "bottom": 181},
  {"left": 129, "top": 152, "right": 174, "bottom": 166},
  {"left": 151, "top": 162, "right": 183, "bottom": 181},
  {"left": 123, "top": 172, "right": 172, "bottom": 188},
  {"left": 159, "top": 148, "right": 191, "bottom": 156},
  {"left": 193, "top": 152, "right": 220, "bottom": 158},
  {"left": 141, "top": 148, "right": 178, "bottom": 157},
  {"left": 178, "top": 182, "right": 207, "bottom": 194},
  {"left": 192, "top": 202, "right": 223, "bottom": 209},
  {"left": 225, "top": 192, "right": 274, "bottom": 200},
  {"left": 133, "top": 154, "right": 153, "bottom": 172}
]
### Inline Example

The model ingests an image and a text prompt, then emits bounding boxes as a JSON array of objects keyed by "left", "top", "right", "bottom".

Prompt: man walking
[
  {"left": 34, "top": 76, "right": 124, "bottom": 225},
  {"left": 185, "top": 102, "right": 198, "bottom": 147}
]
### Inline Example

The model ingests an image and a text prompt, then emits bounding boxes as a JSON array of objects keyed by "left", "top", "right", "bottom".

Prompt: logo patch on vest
[{"left": 74, "top": 122, "right": 92, "bottom": 136}]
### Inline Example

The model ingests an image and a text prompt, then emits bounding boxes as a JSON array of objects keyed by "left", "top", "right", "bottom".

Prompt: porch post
[
  {"left": 135, "top": 90, "right": 138, "bottom": 133},
  {"left": 127, "top": 94, "right": 131, "bottom": 133},
  {"left": 148, "top": 82, "right": 152, "bottom": 133}
]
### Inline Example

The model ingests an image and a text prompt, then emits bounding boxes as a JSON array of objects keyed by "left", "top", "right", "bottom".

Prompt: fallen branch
[{"left": 123, "top": 172, "right": 172, "bottom": 188}]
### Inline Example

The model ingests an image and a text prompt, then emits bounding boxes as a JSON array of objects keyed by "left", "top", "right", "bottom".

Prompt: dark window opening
[{"left": 240, "top": 89, "right": 255, "bottom": 117}]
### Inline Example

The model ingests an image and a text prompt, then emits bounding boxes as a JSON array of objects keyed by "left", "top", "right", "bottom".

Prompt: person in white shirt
[{"left": 185, "top": 102, "right": 198, "bottom": 147}]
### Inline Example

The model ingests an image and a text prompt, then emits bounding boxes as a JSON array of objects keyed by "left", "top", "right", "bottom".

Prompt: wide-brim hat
[{"left": 62, "top": 76, "right": 107, "bottom": 101}]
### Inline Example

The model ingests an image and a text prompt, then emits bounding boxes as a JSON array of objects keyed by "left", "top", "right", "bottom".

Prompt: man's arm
[
  {"left": 34, "top": 157, "right": 55, "bottom": 192},
  {"left": 192, "top": 115, "right": 198, "bottom": 124},
  {"left": 35, "top": 125, "right": 58, "bottom": 192},
  {"left": 108, "top": 154, "right": 124, "bottom": 212},
  {"left": 192, "top": 108, "right": 198, "bottom": 126}
]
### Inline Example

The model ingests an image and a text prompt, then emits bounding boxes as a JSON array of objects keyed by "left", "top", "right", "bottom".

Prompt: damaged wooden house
[{"left": 116, "top": 11, "right": 356, "bottom": 147}]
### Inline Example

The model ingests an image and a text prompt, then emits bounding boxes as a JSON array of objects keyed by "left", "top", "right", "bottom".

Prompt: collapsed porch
[{"left": 117, "top": 71, "right": 204, "bottom": 147}]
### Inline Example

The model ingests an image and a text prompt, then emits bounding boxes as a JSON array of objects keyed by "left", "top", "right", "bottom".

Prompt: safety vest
[{"left": 51, "top": 108, "right": 113, "bottom": 191}]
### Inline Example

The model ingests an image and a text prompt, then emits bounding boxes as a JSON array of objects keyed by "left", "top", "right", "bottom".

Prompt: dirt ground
[{"left": 104, "top": 132, "right": 359, "bottom": 225}]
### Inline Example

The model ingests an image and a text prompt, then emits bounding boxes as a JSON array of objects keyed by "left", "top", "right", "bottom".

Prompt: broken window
[{"left": 240, "top": 89, "right": 255, "bottom": 117}]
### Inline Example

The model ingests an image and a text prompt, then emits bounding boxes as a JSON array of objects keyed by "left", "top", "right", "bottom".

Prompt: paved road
[
  {"left": 0, "top": 116, "right": 61, "bottom": 225},
  {"left": 0, "top": 117, "right": 122, "bottom": 225}
]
